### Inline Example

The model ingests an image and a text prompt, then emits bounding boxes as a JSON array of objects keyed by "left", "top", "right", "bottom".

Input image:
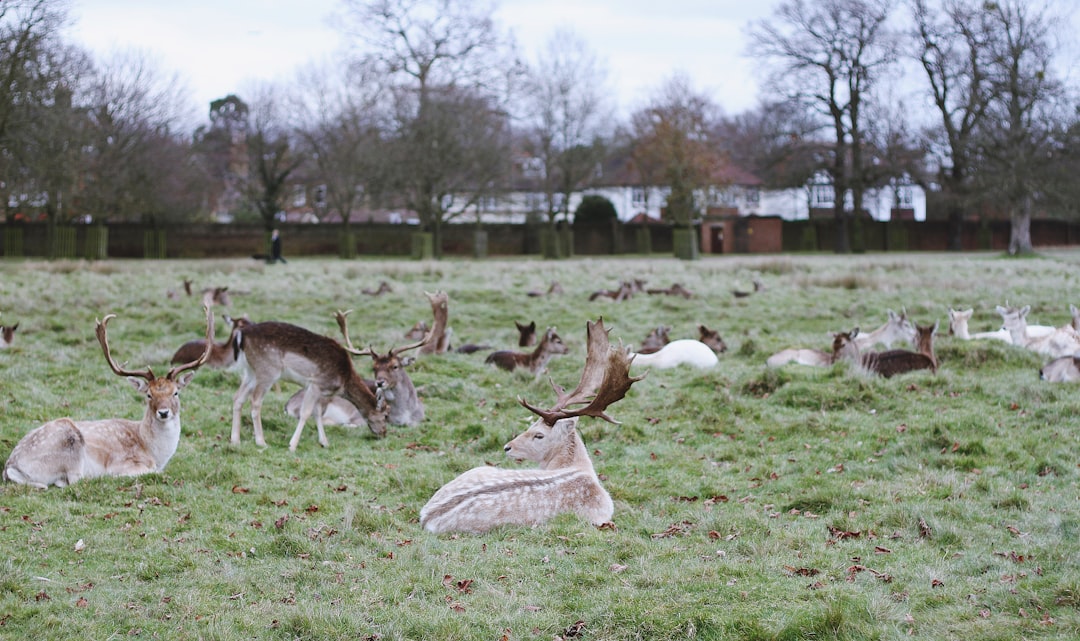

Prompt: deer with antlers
[
  {"left": 419, "top": 290, "right": 451, "bottom": 355},
  {"left": 170, "top": 314, "right": 251, "bottom": 369},
  {"left": 230, "top": 313, "right": 388, "bottom": 450},
  {"left": 421, "top": 318, "right": 643, "bottom": 534},
  {"left": 3, "top": 307, "right": 214, "bottom": 488}
]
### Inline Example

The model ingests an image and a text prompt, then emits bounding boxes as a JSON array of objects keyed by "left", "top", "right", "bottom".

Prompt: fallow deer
[
  {"left": 859, "top": 321, "right": 938, "bottom": 378},
  {"left": 419, "top": 290, "right": 451, "bottom": 355},
  {"left": 516, "top": 320, "right": 537, "bottom": 347},
  {"left": 589, "top": 279, "right": 644, "bottom": 302},
  {"left": 853, "top": 309, "right": 916, "bottom": 350},
  {"left": 636, "top": 325, "right": 671, "bottom": 354},
  {"left": 201, "top": 286, "right": 232, "bottom": 308},
  {"left": 1040, "top": 355, "right": 1080, "bottom": 382},
  {"left": 527, "top": 281, "right": 563, "bottom": 297},
  {"left": 404, "top": 320, "right": 429, "bottom": 342},
  {"left": 170, "top": 314, "right": 251, "bottom": 369},
  {"left": 420, "top": 318, "right": 644, "bottom": 534},
  {"left": 947, "top": 308, "right": 1011, "bottom": 342},
  {"left": 996, "top": 304, "right": 1080, "bottom": 358},
  {"left": 230, "top": 315, "right": 388, "bottom": 450},
  {"left": 766, "top": 329, "right": 862, "bottom": 368},
  {"left": 698, "top": 324, "right": 727, "bottom": 354},
  {"left": 3, "top": 307, "right": 214, "bottom": 488},
  {"left": 646, "top": 283, "right": 694, "bottom": 299},
  {"left": 630, "top": 339, "right": 718, "bottom": 370},
  {"left": 363, "top": 281, "right": 393, "bottom": 296},
  {"left": 484, "top": 327, "right": 569, "bottom": 378},
  {"left": 0, "top": 321, "right": 17, "bottom": 348}
]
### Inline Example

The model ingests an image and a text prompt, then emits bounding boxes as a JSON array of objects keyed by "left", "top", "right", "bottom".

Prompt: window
[
  {"left": 813, "top": 185, "right": 833, "bottom": 206},
  {"left": 746, "top": 187, "right": 760, "bottom": 204},
  {"left": 292, "top": 184, "right": 306, "bottom": 207},
  {"left": 632, "top": 187, "right": 646, "bottom": 206}
]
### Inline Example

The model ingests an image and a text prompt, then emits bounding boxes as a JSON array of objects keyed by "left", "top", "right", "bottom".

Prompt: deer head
[{"left": 335, "top": 309, "right": 428, "bottom": 391}]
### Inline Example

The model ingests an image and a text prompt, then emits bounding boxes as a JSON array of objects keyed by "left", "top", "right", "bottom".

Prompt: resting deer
[
  {"left": 1040, "top": 355, "right": 1080, "bottom": 382},
  {"left": 362, "top": 281, "right": 393, "bottom": 296},
  {"left": 171, "top": 314, "right": 251, "bottom": 369},
  {"left": 420, "top": 318, "right": 644, "bottom": 534},
  {"left": 527, "top": 281, "right": 563, "bottom": 297},
  {"left": 516, "top": 320, "right": 537, "bottom": 347},
  {"left": 947, "top": 308, "right": 1010, "bottom": 342},
  {"left": 859, "top": 321, "right": 938, "bottom": 378},
  {"left": 201, "top": 286, "right": 232, "bottom": 308},
  {"left": 404, "top": 320, "right": 429, "bottom": 342},
  {"left": 485, "top": 327, "right": 568, "bottom": 378},
  {"left": 231, "top": 314, "right": 388, "bottom": 450},
  {"left": 419, "top": 290, "right": 451, "bottom": 355},
  {"left": 766, "top": 329, "right": 862, "bottom": 368},
  {"left": 589, "top": 279, "right": 644, "bottom": 302},
  {"left": 0, "top": 320, "right": 17, "bottom": 348},
  {"left": 3, "top": 307, "right": 214, "bottom": 488},
  {"left": 630, "top": 339, "right": 718, "bottom": 370},
  {"left": 646, "top": 283, "right": 694, "bottom": 299},
  {"left": 853, "top": 309, "right": 916, "bottom": 350},
  {"left": 698, "top": 324, "right": 727, "bottom": 354},
  {"left": 637, "top": 325, "right": 671, "bottom": 354},
  {"left": 996, "top": 304, "right": 1080, "bottom": 358}
]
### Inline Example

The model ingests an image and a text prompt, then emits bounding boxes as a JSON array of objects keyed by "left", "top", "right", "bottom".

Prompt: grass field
[{"left": 1, "top": 251, "right": 1079, "bottom": 640}]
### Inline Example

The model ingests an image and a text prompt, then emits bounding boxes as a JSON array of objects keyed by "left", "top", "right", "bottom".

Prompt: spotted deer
[
  {"left": 420, "top": 318, "right": 644, "bottom": 534},
  {"left": 170, "top": 314, "right": 251, "bottom": 368},
  {"left": 3, "top": 307, "right": 214, "bottom": 488},
  {"left": 859, "top": 321, "right": 938, "bottom": 378},
  {"left": 766, "top": 328, "right": 862, "bottom": 368},
  {"left": 231, "top": 314, "right": 388, "bottom": 450},
  {"left": 484, "top": 327, "right": 568, "bottom": 378}
]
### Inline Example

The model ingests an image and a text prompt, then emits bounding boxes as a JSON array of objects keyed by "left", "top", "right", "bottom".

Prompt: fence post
[
  {"left": 144, "top": 230, "right": 166, "bottom": 258},
  {"left": 85, "top": 225, "right": 108, "bottom": 259},
  {"left": 3, "top": 227, "right": 23, "bottom": 257}
]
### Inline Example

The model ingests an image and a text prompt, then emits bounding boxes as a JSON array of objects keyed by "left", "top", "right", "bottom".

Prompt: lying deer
[
  {"left": 231, "top": 314, "right": 388, "bottom": 450},
  {"left": 0, "top": 320, "right": 17, "bottom": 348},
  {"left": 527, "top": 281, "right": 563, "bottom": 297},
  {"left": 362, "top": 281, "right": 393, "bottom": 296},
  {"left": 516, "top": 320, "right": 537, "bottom": 347},
  {"left": 420, "top": 318, "right": 644, "bottom": 534},
  {"left": 636, "top": 325, "right": 671, "bottom": 354},
  {"left": 646, "top": 283, "right": 694, "bottom": 299},
  {"left": 1040, "top": 355, "right": 1080, "bottom": 382},
  {"left": 630, "top": 339, "right": 718, "bottom": 370},
  {"left": 947, "top": 308, "right": 1010, "bottom": 342},
  {"left": 419, "top": 290, "right": 451, "bottom": 355},
  {"left": 589, "top": 279, "right": 645, "bottom": 302},
  {"left": 859, "top": 321, "right": 938, "bottom": 378},
  {"left": 996, "top": 304, "right": 1080, "bottom": 358},
  {"left": 201, "top": 286, "right": 232, "bottom": 308},
  {"left": 171, "top": 314, "right": 251, "bottom": 368},
  {"left": 3, "top": 307, "right": 214, "bottom": 488},
  {"left": 404, "top": 320, "right": 429, "bottom": 342},
  {"left": 766, "top": 329, "right": 862, "bottom": 368},
  {"left": 485, "top": 327, "right": 568, "bottom": 378},
  {"left": 698, "top": 324, "right": 727, "bottom": 354},
  {"left": 853, "top": 309, "right": 916, "bottom": 350}
]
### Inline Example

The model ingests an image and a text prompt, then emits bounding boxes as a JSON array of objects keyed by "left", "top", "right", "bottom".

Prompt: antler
[
  {"left": 390, "top": 328, "right": 431, "bottom": 357},
  {"left": 334, "top": 310, "right": 377, "bottom": 357},
  {"left": 96, "top": 314, "right": 156, "bottom": 381},
  {"left": 519, "top": 317, "right": 645, "bottom": 425},
  {"left": 169, "top": 305, "right": 215, "bottom": 379}
]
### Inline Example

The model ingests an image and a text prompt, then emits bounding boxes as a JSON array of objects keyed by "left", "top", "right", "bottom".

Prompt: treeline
[{"left": 2, "top": 0, "right": 1078, "bottom": 259}]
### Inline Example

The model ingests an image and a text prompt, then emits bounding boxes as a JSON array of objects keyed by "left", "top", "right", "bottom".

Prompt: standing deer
[
  {"left": 419, "top": 290, "right": 451, "bottom": 355},
  {"left": 230, "top": 314, "right": 388, "bottom": 450},
  {"left": 484, "top": 327, "right": 569, "bottom": 378},
  {"left": 3, "top": 307, "right": 214, "bottom": 488},
  {"left": 420, "top": 318, "right": 644, "bottom": 534},
  {"left": 170, "top": 314, "right": 251, "bottom": 368},
  {"left": 859, "top": 321, "right": 938, "bottom": 377},
  {"left": 766, "top": 328, "right": 862, "bottom": 368}
]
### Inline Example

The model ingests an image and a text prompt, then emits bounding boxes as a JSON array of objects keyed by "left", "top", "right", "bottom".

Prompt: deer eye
[{"left": 533, "top": 433, "right": 544, "bottom": 440}]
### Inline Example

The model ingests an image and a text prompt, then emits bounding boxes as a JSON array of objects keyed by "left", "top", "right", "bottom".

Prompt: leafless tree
[
  {"left": 243, "top": 83, "right": 304, "bottom": 231},
  {"left": 749, "top": 0, "right": 899, "bottom": 253}
]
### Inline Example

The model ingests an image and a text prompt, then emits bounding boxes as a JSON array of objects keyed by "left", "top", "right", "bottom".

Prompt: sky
[{"left": 66, "top": 0, "right": 781, "bottom": 122}]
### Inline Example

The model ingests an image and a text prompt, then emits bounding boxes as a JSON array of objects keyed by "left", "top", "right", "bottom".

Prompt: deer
[
  {"left": 527, "top": 281, "right": 563, "bottom": 297},
  {"left": 1040, "top": 355, "right": 1080, "bottom": 382},
  {"left": 170, "top": 314, "right": 251, "bottom": 368},
  {"left": 636, "top": 325, "right": 671, "bottom": 354},
  {"left": 947, "top": 308, "right": 1011, "bottom": 342},
  {"left": 201, "top": 286, "right": 232, "bottom": 308},
  {"left": 852, "top": 309, "right": 916, "bottom": 351},
  {"left": 420, "top": 318, "right": 644, "bottom": 534},
  {"left": 516, "top": 320, "right": 537, "bottom": 347},
  {"left": 859, "top": 321, "right": 938, "bottom": 378},
  {"left": 0, "top": 320, "right": 17, "bottom": 348},
  {"left": 419, "top": 290, "right": 451, "bottom": 355},
  {"left": 485, "top": 327, "right": 569, "bottom": 378},
  {"left": 766, "top": 328, "right": 862, "bottom": 368},
  {"left": 996, "top": 304, "right": 1080, "bottom": 358},
  {"left": 589, "top": 279, "right": 645, "bottom": 302},
  {"left": 698, "top": 324, "right": 728, "bottom": 354},
  {"left": 646, "top": 283, "right": 694, "bottom": 299},
  {"left": 3, "top": 307, "right": 214, "bottom": 488},
  {"left": 362, "top": 281, "right": 393, "bottom": 296},
  {"left": 732, "top": 278, "right": 764, "bottom": 298},
  {"left": 230, "top": 314, "right": 388, "bottom": 450},
  {"left": 630, "top": 339, "right": 718, "bottom": 370},
  {"left": 404, "top": 320, "right": 429, "bottom": 342}
]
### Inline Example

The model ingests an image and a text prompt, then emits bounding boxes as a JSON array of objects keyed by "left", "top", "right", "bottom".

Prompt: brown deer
[
  {"left": 766, "top": 328, "right": 862, "bottom": 368},
  {"left": 3, "top": 307, "right": 214, "bottom": 488},
  {"left": 527, "top": 281, "right": 564, "bottom": 297},
  {"left": 230, "top": 315, "right": 388, "bottom": 450},
  {"left": 420, "top": 318, "right": 644, "bottom": 534},
  {"left": 363, "top": 281, "right": 393, "bottom": 296},
  {"left": 201, "top": 286, "right": 232, "bottom": 308},
  {"left": 404, "top": 320, "right": 429, "bottom": 342},
  {"left": 484, "top": 327, "right": 569, "bottom": 378},
  {"left": 859, "top": 321, "right": 938, "bottom": 378},
  {"left": 589, "top": 279, "right": 645, "bottom": 302},
  {"left": 516, "top": 320, "right": 537, "bottom": 347},
  {"left": 646, "top": 283, "right": 694, "bottom": 299},
  {"left": 170, "top": 314, "right": 251, "bottom": 368},
  {"left": 637, "top": 325, "right": 671, "bottom": 354},
  {"left": 0, "top": 320, "right": 17, "bottom": 348},
  {"left": 698, "top": 324, "right": 727, "bottom": 354},
  {"left": 419, "top": 290, "right": 451, "bottom": 355}
]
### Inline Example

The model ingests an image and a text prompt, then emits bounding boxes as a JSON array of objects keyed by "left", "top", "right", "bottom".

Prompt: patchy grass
[{"left": 1, "top": 251, "right": 1080, "bottom": 640}]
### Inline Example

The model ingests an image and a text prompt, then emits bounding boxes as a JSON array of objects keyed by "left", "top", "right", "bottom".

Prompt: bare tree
[
  {"left": 749, "top": 0, "right": 899, "bottom": 253},
  {"left": 521, "top": 28, "right": 611, "bottom": 258},
  {"left": 338, "top": 0, "right": 514, "bottom": 258},
  {"left": 243, "top": 83, "right": 304, "bottom": 231}
]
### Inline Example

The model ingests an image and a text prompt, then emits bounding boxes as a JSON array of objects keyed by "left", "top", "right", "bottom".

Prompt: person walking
[{"left": 269, "top": 228, "right": 287, "bottom": 264}]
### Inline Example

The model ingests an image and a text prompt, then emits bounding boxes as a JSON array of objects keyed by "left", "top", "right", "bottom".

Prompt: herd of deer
[{"left": 4, "top": 282, "right": 1080, "bottom": 534}]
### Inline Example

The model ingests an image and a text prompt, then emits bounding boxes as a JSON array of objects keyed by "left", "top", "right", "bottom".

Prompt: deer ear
[
  {"left": 175, "top": 371, "right": 196, "bottom": 389},
  {"left": 400, "top": 356, "right": 416, "bottom": 368},
  {"left": 128, "top": 377, "right": 150, "bottom": 393}
]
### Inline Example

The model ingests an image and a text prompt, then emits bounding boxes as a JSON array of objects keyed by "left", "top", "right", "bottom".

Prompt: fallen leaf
[
  {"left": 231, "top": 486, "right": 249, "bottom": 494},
  {"left": 564, "top": 620, "right": 586, "bottom": 637},
  {"left": 74, "top": 539, "right": 85, "bottom": 553}
]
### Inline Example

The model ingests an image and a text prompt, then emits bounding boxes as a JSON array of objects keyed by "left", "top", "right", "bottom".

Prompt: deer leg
[
  {"left": 249, "top": 380, "right": 275, "bottom": 447},
  {"left": 288, "top": 385, "right": 322, "bottom": 451},
  {"left": 231, "top": 374, "right": 258, "bottom": 444},
  {"left": 313, "top": 395, "right": 330, "bottom": 448}
]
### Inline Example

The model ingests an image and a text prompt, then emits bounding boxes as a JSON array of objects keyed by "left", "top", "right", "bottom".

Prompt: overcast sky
[{"left": 66, "top": 0, "right": 781, "bottom": 121}]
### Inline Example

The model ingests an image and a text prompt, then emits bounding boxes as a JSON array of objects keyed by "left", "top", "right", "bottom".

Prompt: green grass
[{"left": 2, "top": 251, "right": 1080, "bottom": 640}]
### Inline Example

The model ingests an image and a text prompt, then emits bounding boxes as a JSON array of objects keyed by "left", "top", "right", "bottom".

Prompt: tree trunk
[
  {"left": 947, "top": 206, "right": 964, "bottom": 251},
  {"left": 1008, "top": 199, "right": 1033, "bottom": 255},
  {"left": 833, "top": 204, "right": 850, "bottom": 254}
]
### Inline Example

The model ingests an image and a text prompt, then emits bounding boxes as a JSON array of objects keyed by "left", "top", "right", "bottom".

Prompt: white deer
[
  {"left": 853, "top": 309, "right": 916, "bottom": 350},
  {"left": 231, "top": 313, "right": 388, "bottom": 450},
  {"left": 766, "top": 329, "right": 862, "bottom": 368},
  {"left": 629, "top": 339, "right": 718, "bottom": 370},
  {"left": 3, "top": 307, "right": 214, "bottom": 488},
  {"left": 995, "top": 304, "right": 1080, "bottom": 358},
  {"left": 420, "top": 318, "right": 643, "bottom": 534},
  {"left": 948, "top": 307, "right": 1054, "bottom": 342}
]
